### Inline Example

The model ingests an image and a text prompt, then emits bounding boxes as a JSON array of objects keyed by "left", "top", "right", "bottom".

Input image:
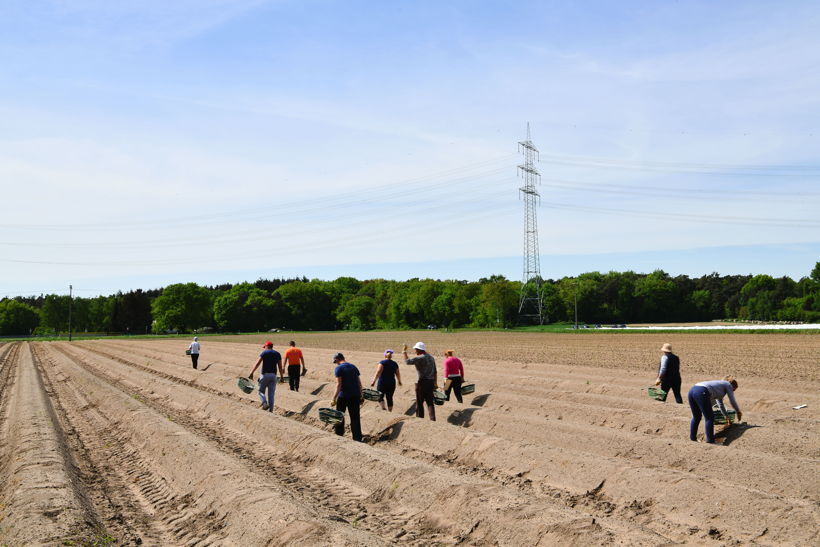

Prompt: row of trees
[{"left": 1, "top": 264, "right": 818, "bottom": 335}]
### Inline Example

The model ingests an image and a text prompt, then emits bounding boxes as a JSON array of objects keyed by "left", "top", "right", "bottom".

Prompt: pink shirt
[{"left": 443, "top": 356, "right": 464, "bottom": 377}]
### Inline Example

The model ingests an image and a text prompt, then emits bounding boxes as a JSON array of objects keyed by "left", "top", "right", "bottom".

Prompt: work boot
[{"left": 261, "top": 402, "right": 269, "bottom": 411}]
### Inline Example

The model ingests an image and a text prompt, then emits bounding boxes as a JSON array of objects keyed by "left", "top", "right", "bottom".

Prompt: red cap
[{"left": 262, "top": 341, "right": 273, "bottom": 348}]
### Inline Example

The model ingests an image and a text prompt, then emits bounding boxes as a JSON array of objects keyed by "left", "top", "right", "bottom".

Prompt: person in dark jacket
[
  {"left": 654, "top": 343, "right": 682, "bottom": 403},
  {"left": 332, "top": 352, "right": 363, "bottom": 441},
  {"left": 371, "top": 349, "right": 402, "bottom": 411}
]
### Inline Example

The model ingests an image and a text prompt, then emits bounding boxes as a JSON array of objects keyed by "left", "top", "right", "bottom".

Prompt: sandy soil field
[{"left": 0, "top": 332, "right": 817, "bottom": 545}]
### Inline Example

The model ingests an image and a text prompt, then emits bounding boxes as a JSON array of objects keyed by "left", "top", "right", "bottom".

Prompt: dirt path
[{"left": 1, "top": 334, "right": 818, "bottom": 545}]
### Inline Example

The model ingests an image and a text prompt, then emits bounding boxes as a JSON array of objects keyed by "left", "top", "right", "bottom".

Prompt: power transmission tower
[{"left": 517, "top": 123, "right": 545, "bottom": 324}]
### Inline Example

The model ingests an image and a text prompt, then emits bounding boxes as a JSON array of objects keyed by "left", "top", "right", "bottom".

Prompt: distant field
[{"left": 1, "top": 332, "right": 817, "bottom": 545}]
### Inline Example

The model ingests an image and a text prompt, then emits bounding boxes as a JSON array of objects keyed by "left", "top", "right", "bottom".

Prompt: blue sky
[{"left": 1, "top": 1, "right": 818, "bottom": 297}]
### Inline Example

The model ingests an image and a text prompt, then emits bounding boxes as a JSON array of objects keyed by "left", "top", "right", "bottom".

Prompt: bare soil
[{"left": 1, "top": 332, "right": 817, "bottom": 545}]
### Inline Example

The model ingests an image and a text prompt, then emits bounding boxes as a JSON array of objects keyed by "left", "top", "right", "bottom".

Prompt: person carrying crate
[
  {"left": 332, "top": 352, "right": 363, "bottom": 442},
  {"left": 687, "top": 376, "right": 743, "bottom": 444},
  {"left": 654, "top": 343, "right": 682, "bottom": 404}
]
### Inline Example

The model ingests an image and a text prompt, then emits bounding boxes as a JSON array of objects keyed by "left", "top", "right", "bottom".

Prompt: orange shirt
[{"left": 284, "top": 347, "right": 303, "bottom": 365}]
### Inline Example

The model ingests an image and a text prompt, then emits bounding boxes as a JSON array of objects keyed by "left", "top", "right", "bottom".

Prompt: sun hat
[
  {"left": 384, "top": 349, "right": 394, "bottom": 356},
  {"left": 193, "top": 336, "right": 198, "bottom": 341},
  {"left": 413, "top": 342, "right": 426, "bottom": 351},
  {"left": 660, "top": 343, "right": 673, "bottom": 352},
  {"left": 333, "top": 352, "right": 345, "bottom": 362},
  {"left": 262, "top": 341, "right": 273, "bottom": 348}
]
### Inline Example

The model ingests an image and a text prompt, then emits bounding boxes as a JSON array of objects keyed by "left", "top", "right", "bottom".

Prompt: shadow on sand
[
  {"left": 471, "top": 394, "right": 491, "bottom": 407},
  {"left": 446, "top": 407, "right": 478, "bottom": 427},
  {"left": 716, "top": 422, "right": 762, "bottom": 446},
  {"left": 372, "top": 419, "right": 406, "bottom": 442}
]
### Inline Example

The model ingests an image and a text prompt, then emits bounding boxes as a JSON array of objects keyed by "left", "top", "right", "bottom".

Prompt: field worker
[
  {"left": 284, "top": 340, "right": 306, "bottom": 392},
  {"left": 187, "top": 336, "right": 200, "bottom": 369},
  {"left": 442, "top": 350, "right": 465, "bottom": 403},
  {"left": 332, "top": 352, "right": 363, "bottom": 442},
  {"left": 403, "top": 342, "right": 438, "bottom": 421},
  {"left": 654, "top": 343, "right": 682, "bottom": 403},
  {"left": 688, "top": 376, "right": 743, "bottom": 444},
  {"left": 371, "top": 349, "right": 402, "bottom": 411},
  {"left": 248, "top": 341, "right": 283, "bottom": 412}
]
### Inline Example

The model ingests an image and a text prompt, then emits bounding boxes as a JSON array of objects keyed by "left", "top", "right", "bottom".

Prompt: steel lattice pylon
[{"left": 517, "top": 123, "right": 544, "bottom": 324}]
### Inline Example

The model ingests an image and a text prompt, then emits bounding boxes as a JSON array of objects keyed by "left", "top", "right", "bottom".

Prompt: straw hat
[{"left": 660, "top": 343, "right": 673, "bottom": 352}]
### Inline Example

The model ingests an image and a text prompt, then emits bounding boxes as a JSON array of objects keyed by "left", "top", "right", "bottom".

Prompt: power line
[
  {"left": 539, "top": 153, "right": 820, "bottom": 176},
  {"left": 542, "top": 201, "right": 820, "bottom": 228}
]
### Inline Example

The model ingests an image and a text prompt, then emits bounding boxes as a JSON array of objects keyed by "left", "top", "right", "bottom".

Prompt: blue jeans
[
  {"left": 258, "top": 373, "right": 278, "bottom": 411},
  {"left": 688, "top": 385, "right": 715, "bottom": 443}
]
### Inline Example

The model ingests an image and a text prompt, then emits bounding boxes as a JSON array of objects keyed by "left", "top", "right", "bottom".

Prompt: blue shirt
[
  {"left": 335, "top": 362, "right": 361, "bottom": 398},
  {"left": 377, "top": 359, "right": 399, "bottom": 389},
  {"left": 259, "top": 349, "right": 281, "bottom": 374}
]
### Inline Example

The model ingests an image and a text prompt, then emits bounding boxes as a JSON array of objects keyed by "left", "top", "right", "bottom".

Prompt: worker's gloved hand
[
  {"left": 360, "top": 395, "right": 365, "bottom": 404},
  {"left": 301, "top": 368, "right": 307, "bottom": 377},
  {"left": 736, "top": 411, "right": 743, "bottom": 422},
  {"left": 248, "top": 373, "right": 253, "bottom": 380},
  {"left": 279, "top": 376, "right": 285, "bottom": 383},
  {"left": 331, "top": 398, "right": 338, "bottom": 407},
  {"left": 654, "top": 379, "right": 661, "bottom": 386}
]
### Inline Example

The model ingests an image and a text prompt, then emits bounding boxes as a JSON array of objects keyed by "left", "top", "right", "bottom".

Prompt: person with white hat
[
  {"left": 403, "top": 342, "right": 438, "bottom": 421},
  {"left": 187, "top": 336, "right": 201, "bottom": 369},
  {"left": 654, "top": 342, "right": 682, "bottom": 403}
]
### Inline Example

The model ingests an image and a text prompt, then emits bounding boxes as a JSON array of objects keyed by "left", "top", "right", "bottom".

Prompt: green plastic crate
[
  {"left": 647, "top": 386, "right": 667, "bottom": 401},
  {"left": 318, "top": 407, "right": 345, "bottom": 425},
  {"left": 362, "top": 388, "right": 381, "bottom": 401},
  {"left": 237, "top": 377, "right": 255, "bottom": 394},
  {"left": 713, "top": 409, "right": 736, "bottom": 425}
]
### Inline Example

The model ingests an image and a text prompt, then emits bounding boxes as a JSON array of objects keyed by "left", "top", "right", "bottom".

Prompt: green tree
[
  {"left": 151, "top": 283, "right": 213, "bottom": 333},
  {"left": 474, "top": 276, "right": 519, "bottom": 327},
  {"left": 633, "top": 270, "right": 676, "bottom": 323},
  {"left": 274, "top": 280, "right": 335, "bottom": 330},
  {"left": 87, "top": 295, "right": 116, "bottom": 333},
  {"left": 0, "top": 299, "right": 40, "bottom": 335},
  {"left": 213, "top": 283, "right": 275, "bottom": 332},
  {"left": 40, "top": 294, "right": 71, "bottom": 333},
  {"left": 557, "top": 274, "right": 602, "bottom": 325},
  {"left": 112, "top": 290, "right": 153, "bottom": 334},
  {"left": 739, "top": 275, "right": 777, "bottom": 320},
  {"left": 336, "top": 295, "right": 375, "bottom": 330}
]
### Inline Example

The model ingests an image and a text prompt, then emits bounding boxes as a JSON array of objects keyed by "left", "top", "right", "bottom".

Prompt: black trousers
[
  {"left": 378, "top": 383, "right": 396, "bottom": 408},
  {"left": 287, "top": 365, "right": 301, "bottom": 391},
  {"left": 334, "top": 396, "right": 362, "bottom": 441},
  {"left": 444, "top": 376, "right": 463, "bottom": 403},
  {"left": 661, "top": 378, "right": 683, "bottom": 404},
  {"left": 191, "top": 354, "right": 199, "bottom": 369},
  {"left": 415, "top": 379, "right": 436, "bottom": 421}
]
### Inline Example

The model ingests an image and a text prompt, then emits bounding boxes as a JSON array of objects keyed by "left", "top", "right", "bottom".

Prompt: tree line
[{"left": 1, "top": 263, "right": 818, "bottom": 336}]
